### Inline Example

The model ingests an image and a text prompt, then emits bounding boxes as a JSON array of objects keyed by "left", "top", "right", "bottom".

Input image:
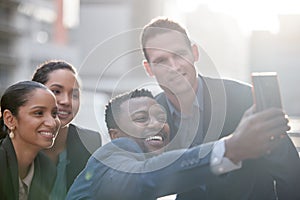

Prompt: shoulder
[
  {"left": 69, "top": 124, "right": 101, "bottom": 137},
  {"left": 94, "top": 138, "right": 142, "bottom": 157},
  {"left": 0, "top": 137, "right": 14, "bottom": 161},
  {"left": 202, "top": 76, "right": 251, "bottom": 90},
  {"left": 68, "top": 124, "right": 102, "bottom": 153},
  {"left": 0, "top": 138, "right": 8, "bottom": 167},
  {"left": 202, "top": 76, "right": 252, "bottom": 100},
  {"left": 92, "top": 138, "right": 144, "bottom": 163}
]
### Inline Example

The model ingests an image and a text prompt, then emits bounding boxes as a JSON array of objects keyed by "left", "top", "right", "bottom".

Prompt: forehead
[
  {"left": 145, "top": 31, "right": 188, "bottom": 49},
  {"left": 144, "top": 32, "right": 190, "bottom": 58},
  {"left": 119, "top": 97, "right": 163, "bottom": 114},
  {"left": 22, "top": 88, "right": 55, "bottom": 107},
  {"left": 47, "top": 69, "right": 79, "bottom": 87}
]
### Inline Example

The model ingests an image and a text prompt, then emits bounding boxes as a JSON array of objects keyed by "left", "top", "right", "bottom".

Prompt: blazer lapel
[
  {"left": 3, "top": 138, "right": 19, "bottom": 199},
  {"left": 202, "top": 77, "right": 227, "bottom": 143}
]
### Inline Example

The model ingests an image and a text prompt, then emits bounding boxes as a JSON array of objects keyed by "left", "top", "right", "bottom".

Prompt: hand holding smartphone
[{"left": 251, "top": 72, "right": 282, "bottom": 112}]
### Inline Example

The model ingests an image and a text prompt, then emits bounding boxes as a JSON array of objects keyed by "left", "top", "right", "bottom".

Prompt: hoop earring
[{"left": 9, "top": 127, "right": 15, "bottom": 139}]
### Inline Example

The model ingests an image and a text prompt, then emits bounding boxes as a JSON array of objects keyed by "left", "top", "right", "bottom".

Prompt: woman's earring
[{"left": 9, "top": 127, "right": 15, "bottom": 139}]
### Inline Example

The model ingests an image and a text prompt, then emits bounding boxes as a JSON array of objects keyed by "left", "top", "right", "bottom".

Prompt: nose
[
  {"left": 167, "top": 56, "right": 183, "bottom": 73},
  {"left": 44, "top": 114, "right": 60, "bottom": 130},
  {"left": 58, "top": 93, "right": 71, "bottom": 106},
  {"left": 148, "top": 116, "right": 164, "bottom": 132}
]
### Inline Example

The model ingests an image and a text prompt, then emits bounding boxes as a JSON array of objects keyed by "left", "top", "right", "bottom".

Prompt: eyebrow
[
  {"left": 29, "top": 105, "right": 47, "bottom": 110},
  {"left": 49, "top": 84, "right": 64, "bottom": 89}
]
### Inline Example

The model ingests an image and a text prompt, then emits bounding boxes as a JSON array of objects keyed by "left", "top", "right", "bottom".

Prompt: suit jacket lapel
[
  {"left": 202, "top": 77, "right": 211, "bottom": 141},
  {"left": 202, "top": 77, "right": 227, "bottom": 143}
]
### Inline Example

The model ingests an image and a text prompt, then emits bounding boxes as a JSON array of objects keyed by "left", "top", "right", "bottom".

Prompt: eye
[
  {"left": 51, "top": 89, "right": 61, "bottom": 95},
  {"left": 157, "top": 114, "right": 167, "bottom": 123},
  {"left": 133, "top": 114, "right": 149, "bottom": 123},
  {"left": 134, "top": 117, "right": 148, "bottom": 123},
  {"left": 72, "top": 90, "right": 80, "bottom": 99},
  {"left": 52, "top": 110, "right": 58, "bottom": 118},
  {"left": 34, "top": 110, "right": 43, "bottom": 116},
  {"left": 152, "top": 57, "right": 168, "bottom": 65}
]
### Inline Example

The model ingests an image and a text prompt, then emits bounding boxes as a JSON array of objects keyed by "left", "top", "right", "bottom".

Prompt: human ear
[
  {"left": 3, "top": 110, "right": 16, "bottom": 129},
  {"left": 109, "top": 129, "right": 122, "bottom": 140},
  {"left": 191, "top": 44, "right": 199, "bottom": 62},
  {"left": 143, "top": 60, "right": 154, "bottom": 77}
]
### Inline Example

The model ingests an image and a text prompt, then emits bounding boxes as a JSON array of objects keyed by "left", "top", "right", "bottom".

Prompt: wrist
[{"left": 224, "top": 135, "right": 242, "bottom": 164}]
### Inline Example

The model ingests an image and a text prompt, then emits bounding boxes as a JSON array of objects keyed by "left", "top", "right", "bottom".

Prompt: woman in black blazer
[
  {"left": 0, "top": 81, "right": 60, "bottom": 200},
  {"left": 32, "top": 60, "right": 102, "bottom": 199}
]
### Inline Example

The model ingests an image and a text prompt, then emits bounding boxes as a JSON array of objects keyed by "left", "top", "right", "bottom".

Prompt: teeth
[
  {"left": 40, "top": 132, "right": 53, "bottom": 136},
  {"left": 58, "top": 111, "right": 69, "bottom": 115},
  {"left": 145, "top": 135, "right": 163, "bottom": 142}
]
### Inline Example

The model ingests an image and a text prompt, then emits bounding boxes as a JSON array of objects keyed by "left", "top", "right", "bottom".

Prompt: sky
[{"left": 174, "top": 0, "right": 300, "bottom": 35}]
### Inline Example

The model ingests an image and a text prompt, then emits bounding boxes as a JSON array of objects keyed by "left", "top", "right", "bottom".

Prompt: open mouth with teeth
[
  {"left": 143, "top": 132, "right": 169, "bottom": 153},
  {"left": 58, "top": 110, "right": 71, "bottom": 117},
  {"left": 39, "top": 131, "right": 56, "bottom": 139},
  {"left": 145, "top": 135, "right": 163, "bottom": 142}
]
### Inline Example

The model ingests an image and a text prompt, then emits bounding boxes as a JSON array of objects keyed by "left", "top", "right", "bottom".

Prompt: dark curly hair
[{"left": 105, "top": 89, "right": 154, "bottom": 131}]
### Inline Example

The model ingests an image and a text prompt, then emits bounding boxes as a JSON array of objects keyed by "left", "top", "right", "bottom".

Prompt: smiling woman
[
  {"left": 0, "top": 81, "right": 60, "bottom": 200},
  {"left": 32, "top": 60, "right": 102, "bottom": 200}
]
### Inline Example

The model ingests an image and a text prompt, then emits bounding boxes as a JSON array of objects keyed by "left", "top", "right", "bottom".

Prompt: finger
[
  {"left": 253, "top": 114, "right": 289, "bottom": 133},
  {"left": 264, "top": 136, "right": 283, "bottom": 155},
  {"left": 262, "top": 126, "right": 290, "bottom": 140},
  {"left": 254, "top": 108, "right": 285, "bottom": 121}
]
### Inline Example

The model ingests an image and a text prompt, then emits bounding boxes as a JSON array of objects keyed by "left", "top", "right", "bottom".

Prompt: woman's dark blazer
[
  {"left": 66, "top": 124, "right": 102, "bottom": 190},
  {"left": 0, "top": 136, "right": 56, "bottom": 200}
]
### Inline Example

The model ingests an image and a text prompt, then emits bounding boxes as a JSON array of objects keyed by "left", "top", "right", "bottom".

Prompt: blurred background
[{"left": 0, "top": 0, "right": 299, "bottom": 144}]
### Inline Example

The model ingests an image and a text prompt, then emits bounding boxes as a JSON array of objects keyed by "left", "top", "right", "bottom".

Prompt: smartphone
[{"left": 251, "top": 72, "right": 282, "bottom": 112}]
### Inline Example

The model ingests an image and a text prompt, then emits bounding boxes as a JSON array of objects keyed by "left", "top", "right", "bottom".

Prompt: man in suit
[
  {"left": 66, "top": 89, "right": 290, "bottom": 200},
  {"left": 141, "top": 16, "right": 300, "bottom": 199}
]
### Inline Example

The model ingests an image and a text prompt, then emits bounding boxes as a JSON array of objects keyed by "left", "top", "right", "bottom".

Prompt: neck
[
  {"left": 165, "top": 82, "right": 198, "bottom": 114},
  {"left": 43, "top": 125, "right": 69, "bottom": 164}
]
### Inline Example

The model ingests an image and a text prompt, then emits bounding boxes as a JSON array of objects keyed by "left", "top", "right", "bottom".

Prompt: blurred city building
[{"left": 250, "top": 15, "right": 300, "bottom": 116}]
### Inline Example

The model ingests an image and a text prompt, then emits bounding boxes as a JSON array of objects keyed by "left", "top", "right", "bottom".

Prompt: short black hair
[{"left": 105, "top": 89, "right": 154, "bottom": 131}]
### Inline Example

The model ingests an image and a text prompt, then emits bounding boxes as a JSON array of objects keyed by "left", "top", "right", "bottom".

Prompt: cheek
[
  {"left": 119, "top": 123, "right": 145, "bottom": 139},
  {"left": 16, "top": 119, "right": 37, "bottom": 136},
  {"left": 72, "top": 99, "right": 80, "bottom": 112},
  {"left": 55, "top": 118, "right": 61, "bottom": 129}
]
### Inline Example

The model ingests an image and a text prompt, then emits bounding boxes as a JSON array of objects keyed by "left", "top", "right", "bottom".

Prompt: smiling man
[
  {"left": 107, "top": 90, "right": 170, "bottom": 155},
  {"left": 140, "top": 17, "right": 300, "bottom": 200},
  {"left": 66, "top": 88, "right": 293, "bottom": 200}
]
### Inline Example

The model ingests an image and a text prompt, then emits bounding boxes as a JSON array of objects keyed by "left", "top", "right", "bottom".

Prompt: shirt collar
[{"left": 22, "top": 162, "right": 34, "bottom": 191}]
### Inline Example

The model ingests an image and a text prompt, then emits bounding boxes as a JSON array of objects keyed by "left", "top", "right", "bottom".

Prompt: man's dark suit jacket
[
  {"left": 66, "top": 123, "right": 102, "bottom": 190},
  {"left": 0, "top": 136, "right": 56, "bottom": 200},
  {"left": 156, "top": 76, "right": 300, "bottom": 200}
]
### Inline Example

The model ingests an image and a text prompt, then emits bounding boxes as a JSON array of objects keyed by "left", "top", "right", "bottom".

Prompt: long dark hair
[
  {"left": 0, "top": 81, "right": 48, "bottom": 139},
  {"left": 32, "top": 60, "right": 76, "bottom": 84}
]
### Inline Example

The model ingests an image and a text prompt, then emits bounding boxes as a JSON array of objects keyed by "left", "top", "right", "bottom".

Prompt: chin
[{"left": 147, "top": 147, "right": 165, "bottom": 156}]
